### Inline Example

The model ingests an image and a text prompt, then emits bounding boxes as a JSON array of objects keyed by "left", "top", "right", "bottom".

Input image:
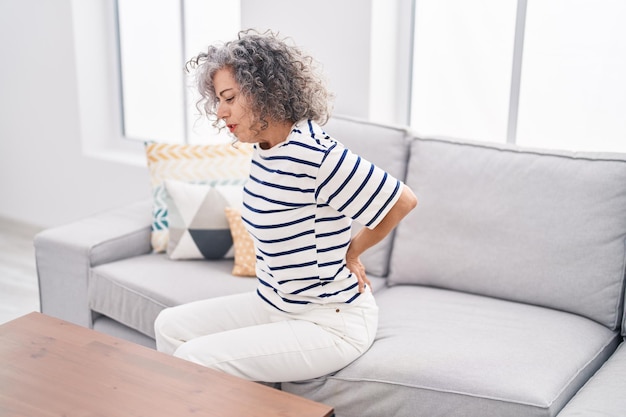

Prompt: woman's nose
[{"left": 216, "top": 102, "right": 227, "bottom": 119}]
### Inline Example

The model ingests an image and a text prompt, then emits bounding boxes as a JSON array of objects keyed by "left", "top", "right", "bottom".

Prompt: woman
[{"left": 154, "top": 29, "right": 417, "bottom": 383}]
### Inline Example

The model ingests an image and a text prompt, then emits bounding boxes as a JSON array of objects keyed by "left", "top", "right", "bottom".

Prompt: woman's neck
[{"left": 258, "top": 120, "right": 294, "bottom": 149}]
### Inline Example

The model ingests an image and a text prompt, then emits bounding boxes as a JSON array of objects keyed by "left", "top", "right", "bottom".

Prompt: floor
[{"left": 0, "top": 217, "right": 42, "bottom": 325}]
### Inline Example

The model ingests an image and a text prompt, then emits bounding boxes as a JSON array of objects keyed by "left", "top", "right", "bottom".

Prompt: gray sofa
[{"left": 35, "top": 115, "right": 626, "bottom": 417}]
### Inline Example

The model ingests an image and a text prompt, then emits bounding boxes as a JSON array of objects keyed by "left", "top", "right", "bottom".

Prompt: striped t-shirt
[{"left": 242, "top": 119, "right": 402, "bottom": 312}]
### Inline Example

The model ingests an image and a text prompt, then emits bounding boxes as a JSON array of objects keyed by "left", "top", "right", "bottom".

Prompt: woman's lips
[{"left": 227, "top": 124, "right": 237, "bottom": 133}]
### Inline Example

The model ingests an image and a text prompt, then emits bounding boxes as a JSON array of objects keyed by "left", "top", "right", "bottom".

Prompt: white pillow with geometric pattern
[{"left": 164, "top": 180, "right": 244, "bottom": 260}]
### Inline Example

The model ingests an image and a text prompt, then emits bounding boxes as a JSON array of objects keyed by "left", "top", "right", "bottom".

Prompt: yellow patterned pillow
[
  {"left": 224, "top": 207, "right": 257, "bottom": 277},
  {"left": 145, "top": 142, "right": 253, "bottom": 253}
]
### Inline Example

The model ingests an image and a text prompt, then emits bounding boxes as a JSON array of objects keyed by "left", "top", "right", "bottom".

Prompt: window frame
[{"left": 72, "top": 0, "right": 146, "bottom": 166}]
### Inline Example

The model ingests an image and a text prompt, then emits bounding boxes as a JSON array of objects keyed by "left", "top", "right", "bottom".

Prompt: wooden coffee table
[{"left": 0, "top": 312, "right": 334, "bottom": 417}]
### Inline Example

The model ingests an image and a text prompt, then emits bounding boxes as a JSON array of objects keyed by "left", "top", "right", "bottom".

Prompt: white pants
[{"left": 154, "top": 290, "right": 378, "bottom": 383}]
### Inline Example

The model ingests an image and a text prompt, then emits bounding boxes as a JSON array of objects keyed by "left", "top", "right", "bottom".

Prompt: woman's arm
[{"left": 346, "top": 184, "right": 418, "bottom": 292}]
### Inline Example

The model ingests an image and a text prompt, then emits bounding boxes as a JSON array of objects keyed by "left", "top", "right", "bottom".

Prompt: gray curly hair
[{"left": 186, "top": 29, "right": 333, "bottom": 131}]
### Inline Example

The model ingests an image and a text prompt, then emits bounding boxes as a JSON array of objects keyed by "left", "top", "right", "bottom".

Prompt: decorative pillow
[
  {"left": 145, "top": 142, "right": 253, "bottom": 252},
  {"left": 164, "top": 180, "right": 243, "bottom": 260},
  {"left": 224, "top": 207, "right": 257, "bottom": 277}
]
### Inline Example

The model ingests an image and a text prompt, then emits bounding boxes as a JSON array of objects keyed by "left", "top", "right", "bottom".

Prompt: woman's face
[{"left": 213, "top": 68, "right": 258, "bottom": 143}]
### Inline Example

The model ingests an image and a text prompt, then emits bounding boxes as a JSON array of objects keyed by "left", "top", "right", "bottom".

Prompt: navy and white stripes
[{"left": 242, "top": 120, "right": 401, "bottom": 312}]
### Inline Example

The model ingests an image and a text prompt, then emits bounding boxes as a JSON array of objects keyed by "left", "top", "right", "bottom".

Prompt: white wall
[
  {"left": 0, "top": 0, "right": 375, "bottom": 228},
  {"left": 0, "top": 0, "right": 150, "bottom": 228}
]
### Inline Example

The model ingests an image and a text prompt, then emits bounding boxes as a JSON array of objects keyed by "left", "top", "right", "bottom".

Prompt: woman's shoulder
[{"left": 289, "top": 120, "right": 343, "bottom": 151}]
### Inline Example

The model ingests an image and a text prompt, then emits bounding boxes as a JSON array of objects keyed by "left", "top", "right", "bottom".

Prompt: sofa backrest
[
  {"left": 389, "top": 136, "right": 626, "bottom": 329},
  {"left": 324, "top": 115, "right": 411, "bottom": 277}
]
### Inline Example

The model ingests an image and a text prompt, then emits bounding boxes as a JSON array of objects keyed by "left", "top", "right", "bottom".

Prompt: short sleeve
[{"left": 316, "top": 143, "right": 402, "bottom": 228}]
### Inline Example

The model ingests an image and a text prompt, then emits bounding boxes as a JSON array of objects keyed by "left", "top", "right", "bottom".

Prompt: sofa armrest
[{"left": 34, "top": 200, "right": 153, "bottom": 328}]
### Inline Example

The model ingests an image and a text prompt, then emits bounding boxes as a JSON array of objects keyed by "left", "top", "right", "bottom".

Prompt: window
[
  {"left": 116, "top": 0, "right": 185, "bottom": 143},
  {"left": 516, "top": 0, "right": 626, "bottom": 152},
  {"left": 116, "top": 0, "right": 240, "bottom": 145},
  {"left": 74, "top": 0, "right": 626, "bottom": 165},
  {"left": 410, "top": 0, "right": 518, "bottom": 143},
  {"left": 369, "top": 0, "right": 414, "bottom": 126},
  {"left": 409, "top": 0, "right": 626, "bottom": 153}
]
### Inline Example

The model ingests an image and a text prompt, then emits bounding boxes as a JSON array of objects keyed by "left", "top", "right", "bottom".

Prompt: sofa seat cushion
[
  {"left": 390, "top": 137, "right": 626, "bottom": 329},
  {"left": 89, "top": 254, "right": 258, "bottom": 338},
  {"left": 556, "top": 341, "right": 626, "bottom": 416},
  {"left": 89, "top": 253, "right": 388, "bottom": 339},
  {"left": 283, "top": 286, "right": 620, "bottom": 417}
]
